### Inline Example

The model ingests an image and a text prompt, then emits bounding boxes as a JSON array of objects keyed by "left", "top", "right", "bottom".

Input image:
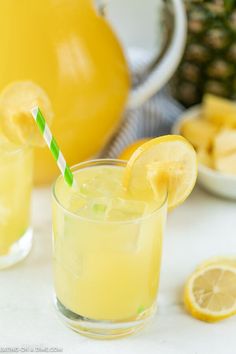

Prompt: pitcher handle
[
  {"left": 128, "top": 0, "right": 186, "bottom": 109},
  {"left": 98, "top": 0, "right": 187, "bottom": 109}
]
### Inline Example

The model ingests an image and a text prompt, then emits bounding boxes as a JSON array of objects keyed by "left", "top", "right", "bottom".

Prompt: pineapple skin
[{"left": 171, "top": 0, "right": 236, "bottom": 107}]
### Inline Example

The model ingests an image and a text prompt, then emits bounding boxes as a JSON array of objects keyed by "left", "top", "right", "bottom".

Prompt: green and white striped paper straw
[{"left": 31, "top": 106, "right": 75, "bottom": 188}]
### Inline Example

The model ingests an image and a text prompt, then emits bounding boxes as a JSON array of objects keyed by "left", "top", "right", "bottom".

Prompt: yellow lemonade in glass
[
  {"left": 52, "top": 159, "right": 167, "bottom": 338},
  {"left": 0, "top": 135, "right": 33, "bottom": 268}
]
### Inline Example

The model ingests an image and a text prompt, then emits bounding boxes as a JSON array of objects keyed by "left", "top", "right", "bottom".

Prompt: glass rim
[
  {"left": 52, "top": 158, "right": 168, "bottom": 225},
  {"left": 0, "top": 137, "right": 30, "bottom": 155}
]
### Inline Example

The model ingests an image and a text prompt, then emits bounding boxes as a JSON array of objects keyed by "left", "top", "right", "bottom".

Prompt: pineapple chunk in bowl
[{"left": 172, "top": 96, "right": 236, "bottom": 200}]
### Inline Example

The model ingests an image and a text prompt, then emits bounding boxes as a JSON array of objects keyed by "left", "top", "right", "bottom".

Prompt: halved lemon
[
  {"left": 184, "top": 265, "right": 236, "bottom": 322},
  {"left": 197, "top": 256, "right": 236, "bottom": 270},
  {"left": 123, "top": 135, "right": 197, "bottom": 210},
  {"left": 0, "top": 81, "right": 54, "bottom": 146}
]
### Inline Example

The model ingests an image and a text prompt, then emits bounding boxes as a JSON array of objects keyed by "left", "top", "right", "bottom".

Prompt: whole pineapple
[{"left": 172, "top": 0, "right": 236, "bottom": 107}]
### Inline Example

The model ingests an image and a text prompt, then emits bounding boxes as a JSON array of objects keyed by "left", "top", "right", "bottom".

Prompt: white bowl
[{"left": 172, "top": 105, "right": 236, "bottom": 200}]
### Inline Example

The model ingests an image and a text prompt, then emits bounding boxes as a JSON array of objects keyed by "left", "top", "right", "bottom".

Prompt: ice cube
[
  {"left": 72, "top": 197, "right": 111, "bottom": 220},
  {"left": 68, "top": 192, "right": 86, "bottom": 213},
  {"left": 78, "top": 178, "right": 106, "bottom": 198},
  {"left": 87, "top": 198, "right": 111, "bottom": 220},
  {"left": 92, "top": 202, "right": 107, "bottom": 214},
  {"left": 79, "top": 182, "right": 93, "bottom": 197},
  {"left": 78, "top": 168, "right": 123, "bottom": 199},
  {"left": 107, "top": 198, "right": 148, "bottom": 221}
]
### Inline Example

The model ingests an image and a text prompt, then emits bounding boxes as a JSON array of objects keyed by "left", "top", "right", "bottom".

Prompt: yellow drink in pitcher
[
  {"left": 52, "top": 159, "right": 167, "bottom": 337},
  {"left": 0, "top": 136, "right": 33, "bottom": 268}
]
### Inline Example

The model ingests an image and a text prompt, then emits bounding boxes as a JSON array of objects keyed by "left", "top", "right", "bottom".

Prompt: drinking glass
[
  {"left": 0, "top": 137, "right": 33, "bottom": 269},
  {"left": 52, "top": 159, "right": 167, "bottom": 338}
]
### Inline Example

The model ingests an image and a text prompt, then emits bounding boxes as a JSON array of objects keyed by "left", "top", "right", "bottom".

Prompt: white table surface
[{"left": 0, "top": 185, "right": 236, "bottom": 354}]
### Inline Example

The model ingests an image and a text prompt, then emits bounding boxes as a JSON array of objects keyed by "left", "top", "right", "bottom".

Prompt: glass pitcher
[{"left": 0, "top": 0, "right": 186, "bottom": 185}]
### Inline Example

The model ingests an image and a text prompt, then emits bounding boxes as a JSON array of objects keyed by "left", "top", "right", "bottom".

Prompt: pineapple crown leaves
[{"left": 224, "top": 0, "right": 236, "bottom": 11}]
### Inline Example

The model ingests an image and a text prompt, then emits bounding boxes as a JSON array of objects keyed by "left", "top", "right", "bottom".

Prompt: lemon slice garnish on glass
[
  {"left": 0, "top": 81, "right": 53, "bottom": 146},
  {"left": 123, "top": 135, "right": 197, "bottom": 210},
  {"left": 184, "top": 265, "right": 236, "bottom": 322}
]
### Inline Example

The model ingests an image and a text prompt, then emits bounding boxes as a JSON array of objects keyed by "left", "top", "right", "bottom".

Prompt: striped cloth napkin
[{"left": 101, "top": 88, "right": 184, "bottom": 158}]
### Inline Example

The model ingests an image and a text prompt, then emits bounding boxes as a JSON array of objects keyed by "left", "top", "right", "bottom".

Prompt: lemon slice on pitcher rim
[
  {"left": 123, "top": 135, "right": 197, "bottom": 210},
  {"left": 0, "top": 81, "right": 54, "bottom": 147},
  {"left": 184, "top": 265, "right": 236, "bottom": 322}
]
